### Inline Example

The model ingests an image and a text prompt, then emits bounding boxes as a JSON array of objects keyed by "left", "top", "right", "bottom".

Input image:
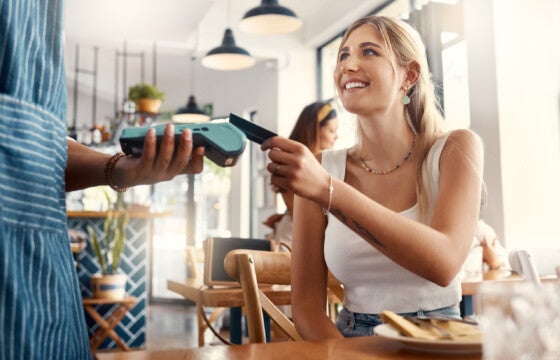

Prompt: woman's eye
[
  {"left": 338, "top": 52, "right": 349, "bottom": 62},
  {"left": 363, "top": 48, "right": 378, "bottom": 56}
]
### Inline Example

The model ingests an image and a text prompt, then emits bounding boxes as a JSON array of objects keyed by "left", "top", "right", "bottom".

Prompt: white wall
[
  {"left": 463, "top": 0, "right": 505, "bottom": 241},
  {"left": 493, "top": 0, "right": 560, "bottom": 249}
]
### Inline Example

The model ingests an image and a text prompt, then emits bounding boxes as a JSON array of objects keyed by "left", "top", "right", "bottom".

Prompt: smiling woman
[
  {"left": 258, "top": 14, "right": 484, "bottom": 341},
  {"left": 320, "top": 0, "right": 560, "bottom": 253}
]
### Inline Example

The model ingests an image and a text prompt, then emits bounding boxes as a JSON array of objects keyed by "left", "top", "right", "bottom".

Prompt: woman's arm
[
  {"left": 262, "top": 129, "right": 483, "bottom": 286},
  {"left": 280, "top": 191, "right": 295, "bottom": 216},
  {"left": 65, "top": 124, "right": 205, "bottom": 192},
  {"left": 291, "top": 193, "right": 343, "bottom": 340}
]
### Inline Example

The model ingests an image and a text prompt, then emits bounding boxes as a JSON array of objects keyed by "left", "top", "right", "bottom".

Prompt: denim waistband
[{"left": 335, "top": 305, "right": 460, "bottom": 338}]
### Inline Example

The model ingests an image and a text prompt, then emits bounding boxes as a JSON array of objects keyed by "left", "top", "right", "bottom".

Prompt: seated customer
[
  {"left": 261, "top": 15, "right": 484, "bottom": 339},
  {"left": 473, "top": 219, "right": 508, "bottom": 270},
  {"left": 264, "top": 101, "right": 338, "bottom": 249}
]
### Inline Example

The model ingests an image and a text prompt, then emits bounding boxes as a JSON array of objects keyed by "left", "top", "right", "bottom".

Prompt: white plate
[{"left": 374, "top": 323, "right": 482, "bottom": 355}]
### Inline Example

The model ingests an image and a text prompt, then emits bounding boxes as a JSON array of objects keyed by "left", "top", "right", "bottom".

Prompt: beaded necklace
[{"left": 358, "top": 133, "right": 417, "bottom": 175}]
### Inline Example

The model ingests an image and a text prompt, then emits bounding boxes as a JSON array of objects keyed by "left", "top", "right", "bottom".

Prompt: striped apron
[{"left": 1, "top": 0, "right": 91, "bottom": 358}]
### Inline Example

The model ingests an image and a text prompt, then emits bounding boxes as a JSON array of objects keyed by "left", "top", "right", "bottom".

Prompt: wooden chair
[
  {"left": 224, "top": 249, "right": 344, "bottom": 343},
  {"left": 185, "top": 245, "right": 227, "bottom": 346},
  {"left": 185, "top": 246, "right": 204, "bottom": 279}
]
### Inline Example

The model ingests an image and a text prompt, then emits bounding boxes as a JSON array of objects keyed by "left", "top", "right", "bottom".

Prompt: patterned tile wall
[{"left": 68, "top": 216, "right": 148, "bottom": 350}]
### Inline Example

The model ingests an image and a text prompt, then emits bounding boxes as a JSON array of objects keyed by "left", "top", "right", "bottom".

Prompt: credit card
[{"left": 229, "top": 113, "right": 276, "bottom": 145}]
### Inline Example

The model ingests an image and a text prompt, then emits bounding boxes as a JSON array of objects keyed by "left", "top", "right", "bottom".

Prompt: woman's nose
[{"left": 340, "top": 55, "right": 359, "bottom": 72}]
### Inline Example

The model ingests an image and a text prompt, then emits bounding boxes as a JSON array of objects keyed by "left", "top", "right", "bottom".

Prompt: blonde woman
[{"left": 262, "top": 15, "right": 483, "bottom": 339}]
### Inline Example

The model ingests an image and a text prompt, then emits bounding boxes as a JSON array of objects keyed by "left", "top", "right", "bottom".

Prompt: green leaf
[
  {"left": 87, "top": 225, "right": 106, "bottom": 274},
  {"left": 86, "top": 190, "right": 130, "bottom": 275}
]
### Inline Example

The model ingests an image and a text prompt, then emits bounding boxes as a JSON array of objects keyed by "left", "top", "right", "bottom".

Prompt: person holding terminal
[
  {"left": 262, "top": 15, "right": 484, "bottom": 339},
  {"left": 0, "top": 0, "right": 204, "bottom": 358}
]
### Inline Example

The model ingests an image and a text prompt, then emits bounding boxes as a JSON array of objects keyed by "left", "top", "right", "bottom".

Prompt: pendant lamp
[
  {"left": 202, "top": 0, "right": 255, "bottom": 71},
  {"left": 173, "top": 95, "right": 210, "bottom": 123},
  {"left": 239, "top": 0, "right": 302, "bottom": 35},
  {"left": 201, "top": 28, "right": 255, "bottom": 71},
  {"left": 173, "top": 56, "right": 211, "bottom": 123}
]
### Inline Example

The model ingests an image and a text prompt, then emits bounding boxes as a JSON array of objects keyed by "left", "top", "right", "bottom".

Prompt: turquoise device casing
[{"left": 120, "top": 122, "right": 247, "bottom": 167}]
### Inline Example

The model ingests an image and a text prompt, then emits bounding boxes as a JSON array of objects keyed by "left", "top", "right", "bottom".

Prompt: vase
[
  {"left": 135, "top": 98, "right": 162, "bottom": 114},
  {"left": 90, "top": 273, "right": 127, "bottom": 299}
]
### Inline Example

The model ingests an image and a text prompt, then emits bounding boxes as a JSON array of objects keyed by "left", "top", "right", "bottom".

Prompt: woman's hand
[
  {"left": 115, "top": 124, "right": 205, "bottom": 187},
  {"left": 261, "top": 136, "right": 330, "bottom": 206}
]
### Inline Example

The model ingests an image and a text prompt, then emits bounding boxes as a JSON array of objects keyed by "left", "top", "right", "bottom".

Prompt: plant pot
[
  {"left": 90, "top": 274, "right": 127, "bottom": 299},
  {"left": 135, "top": 98, "right": 162, "bottom": 114}
]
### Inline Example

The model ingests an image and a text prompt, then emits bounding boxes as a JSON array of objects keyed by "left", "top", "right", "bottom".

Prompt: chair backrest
[
  {"left": 509, "top": 249, "right": 543, "bottom": 286},
  {"left": 224, "top": 249, "right": 343, "bottom": 343},
  {"left": 203, "top": 237, "right": 272, "bottom": 287},
  {"left": 509, "top": 248, "right": 560, "bottom": 279},
  {"left": 523, "top": 248, "right": 560, "bottom": 276}
]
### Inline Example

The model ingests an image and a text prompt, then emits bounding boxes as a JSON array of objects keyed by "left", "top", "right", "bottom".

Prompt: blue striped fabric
[{"left": 1, "top": 0, "right": 91, "bottom": 358}]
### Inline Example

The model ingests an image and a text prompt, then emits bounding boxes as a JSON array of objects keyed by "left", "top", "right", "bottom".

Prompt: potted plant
[
  {"left": 87, "top": 191, "right": 130, "bottom": 299},
  {"left": 128, "top": 83, "right": 165, "bottom": 114}
]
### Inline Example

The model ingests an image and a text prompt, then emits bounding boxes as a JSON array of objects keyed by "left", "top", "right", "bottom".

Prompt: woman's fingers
[
  {"left": 262, "top": 137, "right": 329, "bottom": 202},
  {"left": 261, "top": 136, "right": 304, "bottom": 154}
]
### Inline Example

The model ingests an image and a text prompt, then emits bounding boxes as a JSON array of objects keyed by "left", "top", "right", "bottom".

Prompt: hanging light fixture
[
  {"left": 201, "top": 28, "right": 255, "bottom": 71},
  {"left": 173, "top": 55, "right": 211, "bottom": 123},
  {"left": 239, "top": 0, "right": 302, "bottom": 35},
  {"left": 202, "top": 0, "right": 255, "bottom": 71}
]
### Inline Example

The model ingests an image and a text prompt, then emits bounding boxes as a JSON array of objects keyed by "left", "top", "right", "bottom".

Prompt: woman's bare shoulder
[{"left": 445, "top": 128, "right": 483, "bottom": 150}]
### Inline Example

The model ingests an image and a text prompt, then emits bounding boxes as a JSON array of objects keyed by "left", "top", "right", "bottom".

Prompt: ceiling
[
  {"left": 63, "top": 0, "right": 388, "bottom": 125},
  {"left": 64, "top": 0, "right": 386, "bottom": 59}
]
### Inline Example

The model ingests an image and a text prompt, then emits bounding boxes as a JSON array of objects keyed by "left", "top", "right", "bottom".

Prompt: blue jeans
[{"left": 335, "top": 305, "right": 460, "bottom": 338}]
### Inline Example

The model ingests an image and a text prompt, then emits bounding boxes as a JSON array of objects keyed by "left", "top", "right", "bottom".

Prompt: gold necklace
[{"left": 358, "top": 133, "right": 417, "bottom": 175}]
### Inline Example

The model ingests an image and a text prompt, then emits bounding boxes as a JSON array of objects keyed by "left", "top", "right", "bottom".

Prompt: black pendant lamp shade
[
  {"left": 201, "top": 28, "right": 255, "bottom": 71},
  {"left": 173, "top": 95, "right": 211, "bottom": 123},
  {"left": 240, "top": 0, "right": 302, "bottom": 34}
]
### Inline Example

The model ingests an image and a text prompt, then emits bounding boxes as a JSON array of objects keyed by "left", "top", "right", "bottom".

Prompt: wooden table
[
  {"left": 460, "top": 270, "right": 558, "bottom": 315},
  {"left": 94, "top": 335, "right": 481, "bottom": 360},
  {"left": 167, "top": 278, "right": 291, "bottom": 346},
  {"left": 461, "top": 269, "right": 518, "bottom": 296},
  {"left": 462, "top": 269, "right": 558, "bottom": 295},
  {"left": 83, "top": 297, "right": 138, "bottom": 352}
]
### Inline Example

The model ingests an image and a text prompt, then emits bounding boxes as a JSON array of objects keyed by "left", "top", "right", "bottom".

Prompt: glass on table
[{"left": 463, "top": 245, "right": 484, "bottom": 281}]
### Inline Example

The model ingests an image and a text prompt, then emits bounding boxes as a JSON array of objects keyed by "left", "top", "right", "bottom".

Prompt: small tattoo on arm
[
  {"left": 330, "top": 209, "right": 385, "bottom": 248},
  {"left": 353, "top": 221, "right": 385, "bottom": 248},
  {"left": 331, "top": 208, "right": 347, "bottom": 223}
]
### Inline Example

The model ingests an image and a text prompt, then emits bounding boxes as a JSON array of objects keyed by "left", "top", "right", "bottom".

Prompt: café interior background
[{"left": 64, "top": 0, "right": 559, "bottom": 300}]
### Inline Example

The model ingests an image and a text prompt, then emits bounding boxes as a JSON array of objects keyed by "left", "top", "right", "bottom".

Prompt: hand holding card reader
[{"left": 119, "top": 122, "right": 247, "bottom": 167}]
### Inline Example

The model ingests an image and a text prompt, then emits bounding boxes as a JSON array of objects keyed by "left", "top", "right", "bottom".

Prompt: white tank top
[{"left": 323, "top": 133, "right": 462, "bottom": 313}]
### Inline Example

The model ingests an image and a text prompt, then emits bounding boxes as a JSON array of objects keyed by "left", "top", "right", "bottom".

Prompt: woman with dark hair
[
  {"left": 264, "top": 101, "right": 338, "bottom": 249},
  {"left": 289, "top": 101, "right": 339, "bottom": 155}
]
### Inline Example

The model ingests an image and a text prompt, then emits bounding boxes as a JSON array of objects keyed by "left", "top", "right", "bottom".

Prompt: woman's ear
[{"left": 404, "top": 61, "right": 420, "bottom": 87}]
